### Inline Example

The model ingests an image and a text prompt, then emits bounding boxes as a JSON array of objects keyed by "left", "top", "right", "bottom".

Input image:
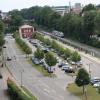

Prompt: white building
[
  {"left": 52, "top": 6, "right": 70, "bottom": 16},
  {"left": 0, "top": 12, "right": 8, "bottom": 20}
]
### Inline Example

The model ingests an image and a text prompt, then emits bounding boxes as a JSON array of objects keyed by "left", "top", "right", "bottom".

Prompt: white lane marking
[
  {"left": 60, "top": 96, "right": 64, "bottom": 100},
  {"left": 43, "top": 88, "right": 50, "bottom": 93}
]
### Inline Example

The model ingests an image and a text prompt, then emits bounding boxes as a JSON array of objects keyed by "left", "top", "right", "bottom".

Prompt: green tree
[
  {"left": 8, "top": 14, "right": 23, "bottom": 32},
  {"left": 34, "top": 48, "right": 44, "bottom": 59},
  {"left": 63, "top": 48, "right": 71, "bottom": 60},
  {"left": 48, "top": 12, "right": 61, "bottom": 28},
  {"left": 0, "top": 35, "right": 5, "bottom": 47},
  {"left": 45, "top": 52, "right": 57, "bottom": 67},
  {"left": 0, "top": 20, "right": 5, "bottom": 48},
  {"left": 44, "top": 38, "right": 51, "bottom": 46},
  {"left": 82, "top": 4, "right": 96, "bottom": 13},
  {"left": 94, "top": 12, "right": 100, "bottom": 35},
  {"left": 25, "top": 47, "right": 32, "bottom": 57},
  {"left": 0, "top": 20, "right": 5, "bottom": 34},
  {"left": 71, "top": 51, "right": 81, "bottom": 62},
  {"left": 51, "top": 40, "right": 59, "bottom": 50},
  {"left": 81, "top": 11, "right": 96, "bottom": 42},
  {"left": 75, "top": 68, "right": 90, "bottom": 94},
  {"left": 58, "top": 46, "right": 65, "bottom": 56}
]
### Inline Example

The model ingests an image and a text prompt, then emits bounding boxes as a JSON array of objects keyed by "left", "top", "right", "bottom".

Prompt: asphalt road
[{"left": 4, "top": 36, "right": 79, "bottom": 100}]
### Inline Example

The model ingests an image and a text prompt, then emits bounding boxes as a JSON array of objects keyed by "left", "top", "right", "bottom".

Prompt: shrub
[
  {"left": 7, "top": 79, "right": 37, "bottom": 100},
  {"left": 15, "top": 36, "right": 32, "bottom": 55}
]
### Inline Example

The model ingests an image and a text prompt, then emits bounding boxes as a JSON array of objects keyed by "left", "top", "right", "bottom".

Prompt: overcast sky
[{"left": 0, "top": 0, "right": 100, "bottom": 12}]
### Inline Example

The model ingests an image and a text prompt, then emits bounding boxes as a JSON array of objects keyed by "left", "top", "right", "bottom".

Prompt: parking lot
[{"left": 25, "top": 38, "right": 83, "bottom": 77}]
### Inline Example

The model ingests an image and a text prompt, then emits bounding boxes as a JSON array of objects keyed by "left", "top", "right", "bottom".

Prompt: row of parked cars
[
  {"left": 58, "top": 61, "right": 75, "bottom": 73},
  {"left": 56, "top": 56, "right": 83, "bottom": 73},
  {"left": 29, "top": 39, "right": 50, "bottom": 53},
  {"left": 31, "top": 57, "right": 55, "bottom": 73}
]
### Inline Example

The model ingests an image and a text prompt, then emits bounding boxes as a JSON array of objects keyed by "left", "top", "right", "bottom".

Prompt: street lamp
[
  {"left": 87, "top": 63, "right": 92, "bottom": 79},
  {"left": 20, "top": 69, "right": 24, "bottom": 87}
]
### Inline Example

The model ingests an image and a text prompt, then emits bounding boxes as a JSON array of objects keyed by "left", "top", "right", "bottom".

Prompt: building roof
[
  {"left": 52, "top": 6, "right": 69, "bottom": 8},
  {"left": 20, "top": 24, "right": 33, "bottom": 28}
]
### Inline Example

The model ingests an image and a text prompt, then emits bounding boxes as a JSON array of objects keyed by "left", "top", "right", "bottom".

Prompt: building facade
[
  {"left": 52, "top": 6, "right": 70, "bottom": 16},
  {"left": 72, "top": 3, "right": 82, "bottom": 14},
  {"left": 19, "top": 24, "right": 34, "bottom": 38},
  {"left": 52, "top": 3, "right": 82, "bottom": 15}
]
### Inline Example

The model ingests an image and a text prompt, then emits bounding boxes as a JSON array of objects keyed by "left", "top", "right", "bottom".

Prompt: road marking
[
  {"left": 43, "top": 88, "right": 50, "bottom": 93},
  {"left": 60, "top": 96, "right": 64, "bottom": 100}
]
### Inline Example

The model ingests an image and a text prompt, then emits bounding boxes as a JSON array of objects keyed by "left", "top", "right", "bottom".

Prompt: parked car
[
  {"left": 56, "top": 57, "right": 62, "bottom": 63},
  {"left": 90, "top": 77, "right": 100, "bottom": 85},
  {"left": 43, "top": 63, "right": 49, "bottom": 70},
  {"left": 3, "top": 46, "right": 6, "bottom": 48},
  {"left": 61, "top": 66, "right": 69, "bottom": 70},
  {"left": 7, "top": 57, "right": 12, "bottom": 61},
  {"left": 42, "top": 60, "right": 49, "bottom": 70},
  {"left": 61, "top": 63, "right": 70, "bottom": 70},
  {"left": 58, "top": 62, "right": 68, "bottom": 68},
  {"left": 65, "top": 67, "right": 75, "bottom": 73},
  {"left": 31, "top": 57, "right": 43, "bottom": 65},
  {"left": 69, "top": 61, "right": 76, "bottom": 65},
  {"left": 93, "top": 82, "right": 100, "bottom": 88},
  {"left": 76, "top": 61, "right": 83, "bottom": 67},
  {"left": 42, "top": 47, "right": 49, "bottom": 53}
]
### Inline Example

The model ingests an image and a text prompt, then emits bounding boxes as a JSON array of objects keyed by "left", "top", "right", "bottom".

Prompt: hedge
[
  {"left": 14, "top": 32, "right": 32, "bottom": 55},
  {"left": 7, "top": 79, "right": 37, "bottom": 100}
]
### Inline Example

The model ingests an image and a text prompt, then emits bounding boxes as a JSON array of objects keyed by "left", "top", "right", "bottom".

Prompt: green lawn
[
  {"left": 29, "top": 60, "right": 56, "bottom": 77},
  {"left": 67, "top": 83, "right": 100, "bottom": 100}
]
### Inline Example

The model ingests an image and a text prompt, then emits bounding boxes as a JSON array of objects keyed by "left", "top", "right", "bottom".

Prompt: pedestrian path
[
  {"left": 0, "top": 64, "right": 17, "bottom": 100},
  {"left": 0, "top": 79, "right": 10, "bottom": 100}
]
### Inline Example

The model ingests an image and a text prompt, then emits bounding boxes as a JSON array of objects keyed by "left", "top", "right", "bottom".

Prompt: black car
[
  {"left": 58, "top": 63, "right": 67, "bottom": 68},
  {"left": 7, "top": 57, "right": 12, "bottom": 61},
  {"left": 65, "top": 68, "right": 75, "bottom": 73},
  {"left": 3, "top": 46, "right": 6, "bottom": 48}
]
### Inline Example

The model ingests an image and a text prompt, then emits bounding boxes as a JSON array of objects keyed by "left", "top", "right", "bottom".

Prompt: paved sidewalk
[
  {"left": 0, "top": 66, "right": 11, "bottom": 100},
  {"left": 0, "top": 79, "right": 10, "bottom": 100},
  {"left": 0, "top": 63, "right": 17, "bottom": 100}
]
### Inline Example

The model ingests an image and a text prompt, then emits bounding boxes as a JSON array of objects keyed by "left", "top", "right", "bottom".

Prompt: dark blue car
[{"left": 90, "top": 79, "right": 100, "bottom": 85}]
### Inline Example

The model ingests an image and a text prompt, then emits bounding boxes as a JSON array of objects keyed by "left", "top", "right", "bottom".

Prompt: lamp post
[
  {"left": 87, "top": 63, "right": 91, "bottom": 79},
  {"left": 21, "top": 69, "right": 24, "bottom": 87},
  {"left": 88, "top": 63, "right": 91, "bottom": 79}
]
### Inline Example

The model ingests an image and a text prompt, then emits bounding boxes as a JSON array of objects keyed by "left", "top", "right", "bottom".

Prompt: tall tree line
[
  {"left": 0, "top": 19, "right": 5, "bottom": 50},
  {"left": 7, "top": 4, "right": 100, "bottom": 48}
]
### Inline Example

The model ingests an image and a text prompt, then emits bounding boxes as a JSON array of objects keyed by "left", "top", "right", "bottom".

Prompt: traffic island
[
  {"left": 29, "top": 60, "right": 56, "bottom": 77},
  {"left": 67, "top": 83, "right": 100, "bottom": 100}
]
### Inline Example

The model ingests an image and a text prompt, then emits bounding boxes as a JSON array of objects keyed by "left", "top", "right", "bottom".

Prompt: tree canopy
[
  {"left": 71, "top": 51, "right": 81, "bottom": 62},
  {"left": 6, "top": 4, "right": 100, "bottom": 48},
  {"left": 34, "top": 48, "right": 44, "bottom": 59},
  {"left": 75, "top": 68, "right": 90, "bottom": 93},
  {"left": 45, "top": 52, "right": 57, "bottom": 67}
]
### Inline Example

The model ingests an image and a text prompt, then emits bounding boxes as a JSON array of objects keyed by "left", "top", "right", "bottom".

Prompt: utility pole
[
  {"left": 69, "top": 2, "right": 71, "bottom": 13},
  {"left": 88, "top": 63, "right": 91, "bottom": 79},
  {"left": 21, "top": 69, "right": 24, "bottom": 87}
]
